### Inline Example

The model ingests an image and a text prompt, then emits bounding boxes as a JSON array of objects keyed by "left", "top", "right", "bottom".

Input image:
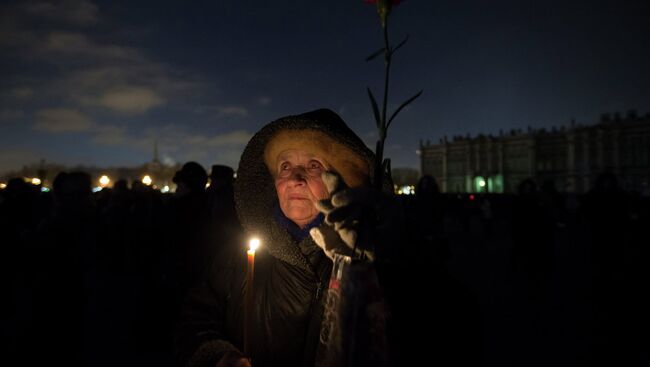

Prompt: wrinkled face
[{"left": 274, "top": 149, "right": 330, "bottom": 228}]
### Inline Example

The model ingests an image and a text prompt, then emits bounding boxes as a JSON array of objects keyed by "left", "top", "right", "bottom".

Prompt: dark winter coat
[{"left": 174, "top": 109, "right": 376, "bottom": 367}]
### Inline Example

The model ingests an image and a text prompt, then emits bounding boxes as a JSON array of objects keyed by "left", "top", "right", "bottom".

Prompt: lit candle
[{"left": 244, "top": 238, "right": 260, "bottom": 357}]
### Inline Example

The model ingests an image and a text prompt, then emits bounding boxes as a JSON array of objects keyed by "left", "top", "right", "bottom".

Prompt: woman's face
[{"left": 274, "top": 149, "right": 330, "bottom": 228}]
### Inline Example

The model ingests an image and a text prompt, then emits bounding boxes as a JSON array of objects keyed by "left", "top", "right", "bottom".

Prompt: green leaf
[
  {"left": 373, "top": 141, "right": 384, "bottom": 191},
  {"left": 383, "top": 158, "right": 393, "bottom": 187},
  {"left": 365, "top": 47, "right": 386, "bottom": 62},
  {"left": 367, "top": 87, "right": 382, "bottom": 128},
  {"left": 382, "top": 158, "right": 391, "bottom": 174},
  {"left": 392, "top": 34, "right": 410, "bottom": 54},
  {"left": 386, "top": 90, "right": 423, "bottom": 130}
]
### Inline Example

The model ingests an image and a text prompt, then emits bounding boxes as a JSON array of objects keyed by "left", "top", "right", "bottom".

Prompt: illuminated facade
[{"left": 419, "top": 111, "right": 650, "bottom": 194}]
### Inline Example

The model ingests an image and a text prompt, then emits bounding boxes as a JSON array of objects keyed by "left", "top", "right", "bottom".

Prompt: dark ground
[{"left": 1, "top": 172, "right": 649, "bottom": 366}]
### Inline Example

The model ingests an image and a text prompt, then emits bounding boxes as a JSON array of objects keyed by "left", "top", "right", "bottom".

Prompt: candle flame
[{"left": 249, "top": 238, "right": 260, "bottom": 252}]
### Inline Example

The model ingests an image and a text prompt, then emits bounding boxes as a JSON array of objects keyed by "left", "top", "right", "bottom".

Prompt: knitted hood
[{"left": 234, "top": 109, "right": 374, "bottom": 271}]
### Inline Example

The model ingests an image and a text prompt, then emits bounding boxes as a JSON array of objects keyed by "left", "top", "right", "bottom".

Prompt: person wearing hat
[
  {"left": 206, "top": 165, "right": 238, "bottom": 230},
  {"left": 171, "top": 162, "right": 212, "bottom": 292},
  {"left": 205, "top": 164, "right": 243, "bottom": 279},
  {"left": 174, "top": 109, "right": 404, "bottom": 367},
  {"left": 174, "top": 162, "right": 209, "bottom": 197}
]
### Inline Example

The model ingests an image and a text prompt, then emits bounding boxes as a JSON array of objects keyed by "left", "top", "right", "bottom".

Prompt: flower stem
[
  {"left": 381, "top": 18, "right": 391, "bottom": 132},
  {"left": 375, "top": 17, "right": 391, "bottom": 190}
]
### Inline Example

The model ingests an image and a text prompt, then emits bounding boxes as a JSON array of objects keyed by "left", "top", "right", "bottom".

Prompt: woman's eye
[{"left": 307, "top": 161, "right": 324, "bottom": 176}]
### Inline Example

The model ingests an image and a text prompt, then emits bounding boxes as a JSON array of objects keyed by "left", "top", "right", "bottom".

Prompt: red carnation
[
  {"left": 364, "top": 0, "right": 401, "bottom": 4},
  {"left": 364, "top": 0, "right": 402, "bottom": 26}
]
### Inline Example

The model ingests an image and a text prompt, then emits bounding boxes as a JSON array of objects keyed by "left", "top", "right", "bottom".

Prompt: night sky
[{"left": 1, "top": 0, "right": 649, "bottom": 174}]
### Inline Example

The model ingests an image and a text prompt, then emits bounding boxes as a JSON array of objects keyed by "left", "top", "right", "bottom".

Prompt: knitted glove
[{"left": 310, "top": 171, "right": 401, "bottom": 262}]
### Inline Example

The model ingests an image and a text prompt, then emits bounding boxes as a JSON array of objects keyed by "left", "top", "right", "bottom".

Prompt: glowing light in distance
[{"left": 99, "top": 175, "right": 110, "bottom": 187}]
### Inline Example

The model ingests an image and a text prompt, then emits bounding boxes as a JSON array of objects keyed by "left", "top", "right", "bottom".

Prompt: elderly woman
[{"left": 174, "top": 109, "right": 398, "bottom": 367}]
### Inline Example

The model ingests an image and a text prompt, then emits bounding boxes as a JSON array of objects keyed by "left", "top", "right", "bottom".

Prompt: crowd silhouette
[
  {"left": 1, "top": 166, "right": 648, "bottom": 366},
  {"left": 1, "top": 163, "right": 241, "bottom": 367}
]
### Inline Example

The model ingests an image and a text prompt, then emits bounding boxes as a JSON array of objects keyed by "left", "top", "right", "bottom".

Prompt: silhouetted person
[
  {"left": 171, "top": 162, "right": 211, "bottom": 292},
  {"left": 1, "top": 178, "right": 41, "bottom": 241},
  {"left": 174, "top": 162, "right": 208, "bottom": 198},
  {"left": 119, "top": 178, "right": 172, "bottom": 365},
  {"left": 507, "top": 178, "right": 556, "bottom": 366},
  {"left": 207, "top": 165, "right": 237, "bottom": 222},
  {"left": 206, "top": 165, "right": 244, "bottom": 266},
  {"left": 539, "top": 179, "right": 565, "bottom": 226},
  {"left": 1, "top": 177, "right": 44, "bottom": 363},
  {"left": 511, "top": 178, "right": 554, "bottom": 301},
  {"left": 480, "top": 195, "right": 494, "bottom": 237},
  {"left": 90, "top": 177, "right": 141, "bottom": 367},
  {"left": 28, "top": 171, "right": 96, "bottom": 367},
  {"left": 580, "top": 172, "right": 639, "bottom": 365},
  {"left": 405, "top": 180, "right": 481, "bottom": 367},
  {"left": 412, "top": 174, "right": 446, "bottom": 258},
  {"left": 582, "top": 172, "right": 628, "bottom": 280},
  {"left": 416, "top": 174, "right": 440, "bottom": 196}
]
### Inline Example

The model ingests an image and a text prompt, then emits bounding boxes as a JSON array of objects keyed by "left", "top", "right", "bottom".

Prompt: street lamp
[
  {"left": 142, "top": 175, "right": 153, "bottom": 186},
  {"left": 99, "top": 175, "right": 110, "bottom": 188}
]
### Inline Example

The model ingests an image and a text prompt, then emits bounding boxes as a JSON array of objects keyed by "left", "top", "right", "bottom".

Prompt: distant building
[
  {"left": 419, "top": 110, "right": 650, "bottom": 194},
  {"left": 1, "top": 141, "right": 181, "bottom": 190},
  {"left": 391, "top": 167, "right": 420, "bottom": 187}
]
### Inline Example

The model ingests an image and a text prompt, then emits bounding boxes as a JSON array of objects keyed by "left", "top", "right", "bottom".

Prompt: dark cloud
[
  {"left": 0, "top": 148, "right": 42, "bottom": 173},
  {"left": 0, "top": 109, "right": 25, "bottom": 122},
  {"left": 22, "top": 0, "right": 98, "bottom": 26},
  {"left": 33, "top": 108, "right": 94, "bottom": 132}
]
